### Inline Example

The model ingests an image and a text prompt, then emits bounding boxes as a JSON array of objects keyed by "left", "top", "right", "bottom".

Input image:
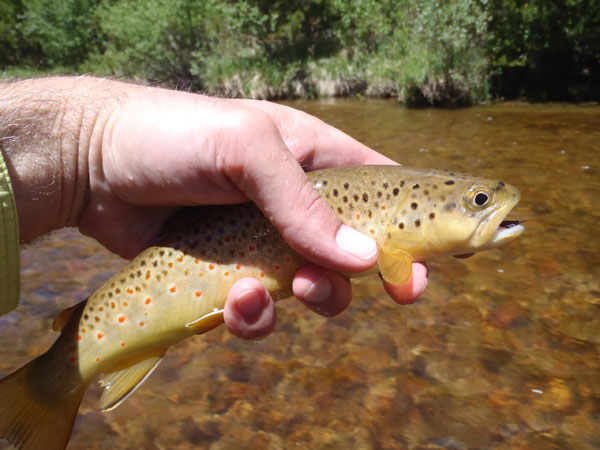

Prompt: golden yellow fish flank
[{"left": 0, "top": 166, "right": 524, "bottom": 450}]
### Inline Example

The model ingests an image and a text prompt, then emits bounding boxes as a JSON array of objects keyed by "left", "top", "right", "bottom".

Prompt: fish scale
[{"left": 0, "top": 165, "right": 524, "bottom": 450}]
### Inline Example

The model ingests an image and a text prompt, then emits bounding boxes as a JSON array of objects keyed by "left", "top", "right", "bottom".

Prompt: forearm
[{"left": 0, "top": 76, "right": 115, "bottom": 243}]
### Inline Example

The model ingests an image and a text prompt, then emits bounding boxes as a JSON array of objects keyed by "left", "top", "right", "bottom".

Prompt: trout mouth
[{"left": 490, "top": 220, "right": 526, "bottom": 245}]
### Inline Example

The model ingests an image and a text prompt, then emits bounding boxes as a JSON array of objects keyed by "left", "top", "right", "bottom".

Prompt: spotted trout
[{"left": 0, "top": 166, "right": 524, "bottom": 449}]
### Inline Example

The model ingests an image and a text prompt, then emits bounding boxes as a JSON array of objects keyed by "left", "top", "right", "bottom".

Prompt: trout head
[{"left": 384, "top": 169, "right": 524, "bottom": 261}]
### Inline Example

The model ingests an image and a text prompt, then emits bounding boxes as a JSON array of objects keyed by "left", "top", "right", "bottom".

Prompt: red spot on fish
[
  {"left": 260, "top": 273, "right": 265, "bottom": 278},
  {"left": 195, "top": 291, "right": 202, "bottom": 297},
  {"left": 356, "top": 214, "right": 361, "bottom": 220},
  {"left": 145, "top": 297, "right": 151, "bottom": 305},
  {"left": 224, "top": 272, "right": 229, "bottom": 276},
  {"left": 240, "top": 252, "right": 246, "bottom": 257},
  {"left": 77, "top": 335, "right": 82, "bottom": 341},
  {"left": 198, "top": 273, "right": 204, "bottom": 277},
  {"left": 249, "top": 245, "right": 255, "bottom": 252},
  {"left": 381, "top": 205, "right": 387, "bottom": 210},
  {"left": 70, "top": 356, "right": 77, "bottom": 363},
  {"left": 118, "top": 316, "right": 125, "bottom": 323},
  {"left": 146, "top": 270, "right": 151, "bottom": 279},
  {"left": 370, "top": 229, "right": 376, "bottom": 234},
  {"left": 99, "top": 306, "right": 104, "bottom": 312},
  {"left": 111, "top": 302, "right": 116, "bottom": 309},
  {"left": 209, "top": 264, "right": 215, "bottom": 270},
  {"left": 170, "top": 286, "right": 177, "bottom": 293},
  {"left": 96, "top": 357, "right": 100, "bottom": 362},
  {"left": 275, "top": 265, "right": 280, "bottom": 271},
  {"left": 116, "top": 288, "right": 121, "bottom": 294},
  {"left": 285, "top": 257, "right": 291, "bottom": 262},
  {"left": 177, "top": 256, "right": 183, "bottom": 262},
  {"left": 82, "top": 328, "right": 87, "bottom": 333},
  {"left": 168, "top": 262, "right": 173, "bottom": 268},
  {"left": 123, "top": 301, "right": 129, "bottom": 307},
  {"left": 140, "top": 321, "right": 145, "bottom": 327},
  {"left": 127, "top": 288, "right": 134, "bottom": 294},
  {"left": 121, "top": 342, "right": 126, "bottom": 347},
  {"left": 97, "top": 333, "right": 104, "bottom": 340},
  {"left": 225, "top": 236, "right": 231, "bottom": 243},
  {"left": 194, "top": 258, "right": 199, "bottom": 264},
  {"left": 236, "top": 264, "right": 241, "bottom": 270}
]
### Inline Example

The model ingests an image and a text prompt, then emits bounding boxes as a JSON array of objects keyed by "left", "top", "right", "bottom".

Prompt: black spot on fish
[
  {"left": 140, "top": 260, "right": 146, "bottom": 266},
  {"left": 83, "top": 314, "right": 89, "bottom": 320},
  {"left": 159, "top": 250, "right": 165, "bottom": 257},
  {"left": 333, "top": 189, "right": 339, "bottom": 197},
  {"left": 445, "top": 202, "right": 456, "bottom": 211},
  {"left": 400, "top": 180, "right": 405, "bottom": 187},
  {"left": 363, "top": 193, "right": 369, "bottom": 202},
  {"left": 499, "top": 181, "right": 505, "bottom": 187},
  {"left": 129, "top": 273, "right": 135, "bottom": 279},
  {"left": 371, "top": 180, "right": 376, "bottom": 186},
  {"left": 415, "top": 219, "right": 421, "bottom": 227},
  {"left": 429, "top": 213, "right": 435, "bottom": 219},
  {"left": 393, "top": 188, "right": 399, "bottom": 196},
  {"left": 344, "top": 183, "right": 349, "bottom": 190},
  {"left": 368, "top": 210, "right": 372, "bottom": 218},
  {"left": 445, "top": 180, "right": 455, "bottom": 185},
  {"left": 323, "top": 180, "right": 328, "bottom": 186},
  {"left": 383, "top": 183, "right": 389, "bottom": 189},
  {"left": 399, "top": 222, "right": 405, "bottom": 230},
  {"left": 413, "top": 184, "right": 420, "bottom": 189},
  {"left": 337, "top": 207, "right": 343, "bottom": 214},
  {"left": 377, "top": 191, "right": 382, "bottom": 198},
  {"left": 343, "top": 196, "right": 348, "bottom": 203},
  {"left": 353, "top": 194, "right": 359, "bottom": 202},
  {"left": 449, "top": 172, "right": 456, "bottom": 176},
  {"left": 411, "top": 202, "right": 418, "bottom": 210},
  {"left": 424, "top": 189, "right": 429, "bottom": 196}
]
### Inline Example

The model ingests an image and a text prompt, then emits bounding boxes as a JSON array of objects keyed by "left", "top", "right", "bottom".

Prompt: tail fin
[{"left": 0, "top": 361, "right": 86, "bottom": 450}]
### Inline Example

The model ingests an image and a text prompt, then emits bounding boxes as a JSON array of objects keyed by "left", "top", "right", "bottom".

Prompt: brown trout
[{"left": 0, "top": 166, "right": 524, "bottom": 449}]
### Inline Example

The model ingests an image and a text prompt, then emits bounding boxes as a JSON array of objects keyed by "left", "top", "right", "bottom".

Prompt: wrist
[{"left": 0, "top": 76, "right": 114, "bottom": 243}]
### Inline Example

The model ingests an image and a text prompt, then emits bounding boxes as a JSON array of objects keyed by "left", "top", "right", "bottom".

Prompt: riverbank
[{"left": 2, "top": 0, "right": 598, "bottom": 105}]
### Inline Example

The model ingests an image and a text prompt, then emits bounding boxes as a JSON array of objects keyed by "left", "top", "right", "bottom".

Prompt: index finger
[{"left": 230, "top": 99, "right": 397, "bottom": 169}]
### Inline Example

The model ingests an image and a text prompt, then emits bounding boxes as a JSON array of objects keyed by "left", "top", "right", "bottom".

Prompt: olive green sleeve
[{"left": 0, "top": 150, "right": 20, "bottom": 316}]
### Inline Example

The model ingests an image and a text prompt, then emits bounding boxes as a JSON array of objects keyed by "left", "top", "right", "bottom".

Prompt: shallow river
[{"left": 1, "top": 100, "right": 599, "bottom": 449}]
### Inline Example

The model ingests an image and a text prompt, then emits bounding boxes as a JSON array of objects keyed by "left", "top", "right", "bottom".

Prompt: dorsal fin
[
  {"left": 99, "top": 350, "right": 166, "bottom": 412},
  {"left": 185, "top": 309, "right": 224, "bottom": 335},
  {"left": 52, "top": 302, "right": 84, "bottom": 332},
  {"left": 378, "top": 244, "right": 413, "bottom": 286}
]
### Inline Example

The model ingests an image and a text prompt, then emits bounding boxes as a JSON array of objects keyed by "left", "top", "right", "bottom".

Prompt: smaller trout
[{"left": 0, "top": 166, "right": 524, "bottom": 450}]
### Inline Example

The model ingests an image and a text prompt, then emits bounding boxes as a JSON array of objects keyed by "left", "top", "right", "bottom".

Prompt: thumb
[{"left": 222, "top": 114, "right": 378, "bottom": 273}]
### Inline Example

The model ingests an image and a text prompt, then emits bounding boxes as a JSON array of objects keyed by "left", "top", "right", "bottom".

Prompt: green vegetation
[{"left": 1, "top": 0, "right": 598, "bottom": 104}]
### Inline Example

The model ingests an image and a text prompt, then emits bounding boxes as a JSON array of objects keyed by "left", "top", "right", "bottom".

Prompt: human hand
[{"left": 1, "top": 77, "right": 428, "bottom": 338}]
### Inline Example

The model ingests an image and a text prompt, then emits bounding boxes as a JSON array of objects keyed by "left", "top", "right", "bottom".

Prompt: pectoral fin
[
  {"left": 378, "top": 246, "right": 413, "bottom": 286},
  {"left": 186, "top": 309, "right": 224, "bottom": 335},
  {"left": 99, "top": 350, "right": 166, "bottom": 412}
]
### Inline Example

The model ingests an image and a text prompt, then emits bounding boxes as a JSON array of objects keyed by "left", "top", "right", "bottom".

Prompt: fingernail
[
  {"left": 336, "top": 225, "right": 377, "bottom": 260},
  {"left": 234, "top": 289, "right": 265, "bottom": 321},
  {"left": 302, "top": 275, "right": 333, "bottom": 304}
]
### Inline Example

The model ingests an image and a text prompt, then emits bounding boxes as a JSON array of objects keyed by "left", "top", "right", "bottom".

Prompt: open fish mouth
[{"left": 490, "top": 219, "right": 526, "bottom": 245}]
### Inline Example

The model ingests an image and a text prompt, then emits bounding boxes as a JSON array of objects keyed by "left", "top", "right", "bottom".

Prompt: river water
[{"left": 1, "top": 100, "right": 599, "bottom": 449}]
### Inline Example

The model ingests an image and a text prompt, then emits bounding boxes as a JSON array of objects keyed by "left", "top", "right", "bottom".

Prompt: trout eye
[
  {"left": 475, "top": 192, "right": 489, "bottom": 206},
  {"left": 466, "top": 184, "right": 493, "bottom": 210}
]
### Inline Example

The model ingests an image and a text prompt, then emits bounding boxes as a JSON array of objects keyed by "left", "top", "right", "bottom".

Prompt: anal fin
[
  {"left": 378, "top": 245, "right": 413, "bottom": 286},
  {"left": 99, "top": 350, "right": 166, "bottom": 412},
  {"left": 186, "top": 309, "right": 224, "bottom": 335}
]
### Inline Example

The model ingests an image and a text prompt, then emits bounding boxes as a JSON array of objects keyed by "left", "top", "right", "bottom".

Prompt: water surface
[{"left": 1, "top": 100, "right": 599, "bottom": 449}]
